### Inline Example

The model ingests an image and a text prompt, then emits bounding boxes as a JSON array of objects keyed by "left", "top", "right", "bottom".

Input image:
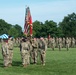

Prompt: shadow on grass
[
  {"left": 12, "top": 61, "right": 22, "bottom": 66},
  {"left": 47, "top": 48, "right": 70, "bottom": 51},
  {"left": 0, "top": 63, "right": 4, "bottom": 67},
  {"left": 0, "top": 58, "right": 4, "bottom": 67},
  {"left": 0, "top": 59, "right": 22, "bottom": 67}
]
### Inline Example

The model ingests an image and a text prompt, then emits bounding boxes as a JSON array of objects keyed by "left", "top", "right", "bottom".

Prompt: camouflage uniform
[
  {"left": 58, "top": 38, "right": 62, "bottom": 51},
  {"left": 55, "top": 37, "right": 59, "bottom": 48},
  {"left": 20, "top": 38, "right": 30, "bottom": 67},
  {"left": 71, "top": 37, "right": 75, "bottom": 48},
  {"left": 51, "top": 37, "right": 55, "bottom": 50},
  {"left": 1, "top": 39, "right": 9, "bottom": 67},
  {"left": 69, "top": 37, "right": 72, "bottom": 48},
  {"left": 31, "top": 38, "right": 38, "bottom": 64},
  {"left": 44, "top": 38, "right": 48, "bottom": 48},
  {"left": 62, "top": 37, "right": 66, "bottom": 48},
  {"left": 8, "top": 37, "right": 14, "bottom": 66},
  {"left": 65, "top": 37, "right": 69, "bottom": 51},
  {"left": 15, "top": 38, "right": 20, "bottom": 47},
  {"left": 38, "top": 38, "right": 47, "bottom": 66}
]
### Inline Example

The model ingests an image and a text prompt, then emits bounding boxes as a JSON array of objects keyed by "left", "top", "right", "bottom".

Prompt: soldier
[
  {"left": 48, "top": 34, "right": 51, "bottom": 48},
  {"left": 31, "top": 38, "right": 38, "bottom": 64},
  {"left": 51, "top": 37, "right": 55, "bottom": 50},
  {"left": 55, "top": 37, "right": 59, "bottom": 48},
  {"left": 8, "top": 36, "right": 14, "bottom": 66},
  {"left": 62, "top": 37, "right": 66, "bottom": 48},
  {"left": 20, "top": 38, "right": 30, "bottom": 67},
  {"left": 38, "top": 37, "right": 47, "bottom": 66},
  {"left": 69, "top": 37, "right": 72, "bottom": 48},
  {"left": 71, "top": 37, "right": 75, "bottom": 48},
  {"left": 15, "top": 38, "right": 20, "bottom": 47},
  {"left": 1, "top": 39, "right": 9, "bottom": 67},
  {"left": 65, "top": 37, "right": 70, "bottom": 51},
  {"left": 58, "top": 38, "right": 62, "bottom": 51},
  {"left": 44, "top": 38, "right": 48, "bottom": 48}
]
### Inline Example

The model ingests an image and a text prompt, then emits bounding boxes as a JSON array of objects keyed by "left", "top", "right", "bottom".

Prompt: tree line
[{"left": 0, "top": 12, "right": 76, "bottom": 38}]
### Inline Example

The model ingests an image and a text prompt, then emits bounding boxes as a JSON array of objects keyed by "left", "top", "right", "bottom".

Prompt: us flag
[{"left": 24, "top": 7, "right": 33, "bottom": 36}]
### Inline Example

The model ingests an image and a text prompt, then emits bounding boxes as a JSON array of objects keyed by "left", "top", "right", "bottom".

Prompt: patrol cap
[{"left": 22, "top": 37, "right": 27, "bottom": 42}]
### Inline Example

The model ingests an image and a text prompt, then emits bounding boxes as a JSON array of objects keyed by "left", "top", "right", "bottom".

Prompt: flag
[
  {"left": 48, "top": 33, "right": 51, "bottom": 40},
  {"left": 24, "top": 7, "right": 33, "bottom": 36}
]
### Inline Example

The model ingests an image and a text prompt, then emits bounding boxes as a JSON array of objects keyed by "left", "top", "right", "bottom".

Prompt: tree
[
  {"left": 59, "top": 12, "right": 76, "bottom": 37},
  {"left": 14, "top": 24, "right": 23, "bottom": 37},
  {"left": 44, "top": 20, "right": 58, "bottom": 37},
  {"left": 33, "top": 20, "right": 42, "bottom": 37},
  {"left": 0, "top": 19, "right": 12, "bottom": 35},
  {"left": 8, "top": 27, "right": 18, "bottom": 38}
]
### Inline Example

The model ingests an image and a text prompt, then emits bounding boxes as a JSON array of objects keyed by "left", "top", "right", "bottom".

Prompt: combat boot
[
  {"left": 8, "top": 63, "right": 12, "bottom": 67},
  {"left": 42, "top": 63, "right": 45, "bottom": 66},
  {"left": 23, "top": 64, "right": 27, "bottom": 68}
]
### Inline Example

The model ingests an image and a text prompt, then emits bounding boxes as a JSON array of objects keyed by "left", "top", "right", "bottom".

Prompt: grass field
[{"left": 0, "top": 45, "right": 76, "bottom": 75}]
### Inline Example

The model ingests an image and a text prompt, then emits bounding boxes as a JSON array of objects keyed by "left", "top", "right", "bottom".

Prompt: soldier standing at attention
[
  {"left": 1, "top": 38, "right": 9, "bottom": 67},
  {"left": 62, "top": 37, "right": 66, "bottom": 48},
  {"left": 71, "top": 37, "right": 75, "bottom": 48},
  {"left": 48, "top": 34, "right": 51, "bottom": 48},
  {"left": 55, "top": 37, "right": 59, "bottom": 48},
  {"left": 8, "top": 36, "right": 14, "bottom": 66},
  {"left": 20, "top": 38, "right": 30, "bottom": 67},
  {"left": 31, "top": 38, "right": 38, "bottom": 64},
  {"left": 51, "top": 37, "right": 55, "bottom": 51},
  {"left": 66, "top": 37, "right": 70, "bottom": 51},
  {"left": 38, "top": 37, "right": 47, "bottom": 66},
  {"left": 58, "top": 38, "right": 62, "bottom": 51}
]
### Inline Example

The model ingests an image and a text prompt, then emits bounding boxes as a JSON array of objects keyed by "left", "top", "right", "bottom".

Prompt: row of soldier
[
  {"left": 14, "top": 37, "right": 76, "bottom": 51},
  {"left": 47, "top": 37, "right": 76, "bottom": 51},
  {"left": 14, "top": 37, "right": 76, "bottom": 47},
  {"left": 1, "top": 36, "right": 76, "bottom": 67},
  {"left": 1, "top": 36, "right": 47, "bottom": 68}
]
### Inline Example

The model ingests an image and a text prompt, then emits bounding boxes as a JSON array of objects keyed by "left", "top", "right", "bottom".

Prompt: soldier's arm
[{"left": 2, "top": 46, "right": 6, "bottom": 55}]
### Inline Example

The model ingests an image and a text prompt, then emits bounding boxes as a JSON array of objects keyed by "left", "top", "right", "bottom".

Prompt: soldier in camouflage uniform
[
  {"left": 55, "top": 37, "right": 59, "bottom": 48},
  {"left": 8, "top": 36, "right": 14, "bottom": 66},
  {"left": 62, "top": 37, "right": 66, "bottom": 48},
  {"left": 69, "top": 37, "right": 72, "bottom": 48},
  {"left": 71, "top": 37, "right": 75, "bottom": 48},
  {"left": 31, "top": 38, "right": 38, "bottom": 64},
  {"left": 65, "top": 37, "right": 69, "bottom": 51},
  {"left": 1, "top": 39, "right": 9, "bottom": 67},
  {"left": 38, "top": 37, "right": 47, "bottom": 66},
  {"left": 20, "top": 38, "right": 30, "bottom": 67},
  {"left": 44, "top": 38, "right": 48, "bottom": 48},
  {"left": 51, "top": 37, "right": 55, "bottom": 50},
  {"left": 58, "top": 38, "right": 62, "bottom": 51}
]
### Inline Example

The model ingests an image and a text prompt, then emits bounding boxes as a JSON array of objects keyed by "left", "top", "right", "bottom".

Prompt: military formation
[
  {"left": 48, "top": 37, "right": 76, "bottom": 51},
  {"left": 0, "top": 36, "right": 76, "bottom": 68},
  {"left": 0, "top": 36, "right": 47, "bottom": 68}
]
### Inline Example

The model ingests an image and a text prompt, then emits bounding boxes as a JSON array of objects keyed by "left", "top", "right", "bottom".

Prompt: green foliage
[
  {"left": 8, "top": 27, "right": 18, "bottom": 38},
  {"left": 44, "top": 20, "right": 58, "bottom": 37},
  {"left": 59, "top": 12, "right": 76, "bottom": 37},
  {"left": 0, "top": 19, "right": 23, "bottom": 37},
  {"left": 33, "top": 20, "right": 59, "bottom": 37},
  {"left": 33, "top": 20, "right": 42, "bottom": 37},
  {"left": 0, "top": 19, "right": 12, "bottom": 35},
  {"left": 14, "top": 24, "right": 23, "bottom": 37},
  {"left": 0, "top": 12, "right": 76, "bottom": 37}
]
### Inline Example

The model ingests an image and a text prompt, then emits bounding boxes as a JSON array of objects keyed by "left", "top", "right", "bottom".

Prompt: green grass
[{"left": 0, "top": 45, "right": 76, "bottom": 75}]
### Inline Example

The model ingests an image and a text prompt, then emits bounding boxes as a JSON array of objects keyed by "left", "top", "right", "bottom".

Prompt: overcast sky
[{"left": 0, "top": 0, "right": 76, "bottom": 28}]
